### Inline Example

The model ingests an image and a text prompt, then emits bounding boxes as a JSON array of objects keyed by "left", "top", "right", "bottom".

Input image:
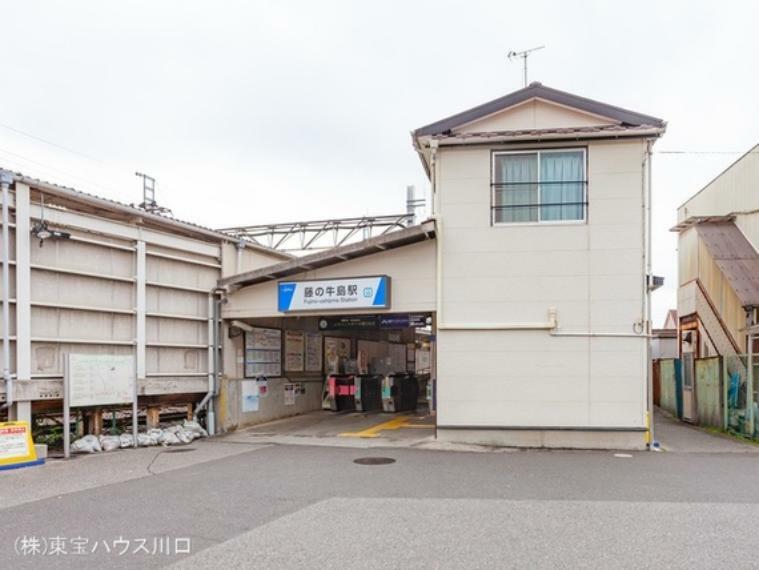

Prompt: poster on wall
[
  {"left": 241, "top": 380, "right": 260, "bottom": 412},
  {"left": 389, "top": 343, "right": 407, "bottom": 374},
  {"left": 245, "top": 327, "right": 282, "bottom": 378},
  {"left": 284, "top": 383, "right": 296, "bottom": 406},
  {"left": 324, "top": 337, "right": 351, "bottom": 375},
  {"left": 416, "top": 349, "right": 431, "bottom": 373},
  {"left": 407, "top": 343, "right": 416, "bottom": 373},
  {"left": 285, "top": 330, "right": 305, "bottom": 372},
  {"left": 305, "top": 332, "right": 323, "bottom": 372}
]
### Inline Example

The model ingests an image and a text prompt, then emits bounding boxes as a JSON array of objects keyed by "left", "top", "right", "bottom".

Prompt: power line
[
  {"left": 0, "top": 145, "right": 117, "bottom": 197},
  {"left": 0, "top": 121, "right": 106, "bottom": 164},
  {"left": 657, "top": 150, "right": 758, "bottom": 155}
]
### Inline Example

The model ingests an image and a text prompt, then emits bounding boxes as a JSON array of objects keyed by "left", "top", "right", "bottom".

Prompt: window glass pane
[
  {"left": 494, "top": 154, "right": 537, "bottom": 223},
  {"left": 539, "top": 151, "right": 584, "bottom": 221}
]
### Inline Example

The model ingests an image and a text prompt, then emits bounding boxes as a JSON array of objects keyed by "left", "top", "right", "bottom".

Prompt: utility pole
[{"left": 507, "top": 45, "right": 545, "bottom": 87}]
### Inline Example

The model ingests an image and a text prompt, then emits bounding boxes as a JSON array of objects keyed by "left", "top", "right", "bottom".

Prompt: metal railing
[{"left": 491, "top": 181, "right": 587, "bottom": 224}]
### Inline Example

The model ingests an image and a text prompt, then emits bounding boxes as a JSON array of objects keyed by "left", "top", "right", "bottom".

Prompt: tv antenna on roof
[
  {"left": 134, "top": 171, "right": 172, "bottom": 216},
  {"left": 507, "top": 45, "right": 545, "bottom": 87}
]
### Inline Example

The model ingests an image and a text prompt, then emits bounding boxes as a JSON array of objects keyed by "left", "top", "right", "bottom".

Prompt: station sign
[{"left": 278, "top": 276, "right": 390, "bottom": 313}]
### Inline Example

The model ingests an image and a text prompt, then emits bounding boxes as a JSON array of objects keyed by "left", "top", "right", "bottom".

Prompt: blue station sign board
[{"left": 278, "top": 276, "right": 390, "bottom": 313}]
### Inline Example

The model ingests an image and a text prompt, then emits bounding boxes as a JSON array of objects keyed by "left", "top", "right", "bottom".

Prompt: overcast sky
[{"left": 2, "top": 0, "right": 759, "bottom": 324}]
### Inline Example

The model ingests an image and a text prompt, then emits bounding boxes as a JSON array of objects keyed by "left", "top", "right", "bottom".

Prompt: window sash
[{"left": 492, "top": 150, "right": 586, "bottom": 224}]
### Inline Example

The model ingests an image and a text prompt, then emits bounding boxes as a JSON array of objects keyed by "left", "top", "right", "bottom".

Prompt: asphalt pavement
[{"left": 2, "top": 414, "right": 759, "bottom": 569}]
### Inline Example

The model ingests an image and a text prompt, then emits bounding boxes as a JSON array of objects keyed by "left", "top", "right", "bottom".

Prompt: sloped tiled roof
[{"left": 414, "top": 82, "right": 666, "bottom": 137}]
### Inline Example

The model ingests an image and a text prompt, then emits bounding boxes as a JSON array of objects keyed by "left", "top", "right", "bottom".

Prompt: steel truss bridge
[{"left": 218, "top": 213, "right": 416, "bottom": 254}]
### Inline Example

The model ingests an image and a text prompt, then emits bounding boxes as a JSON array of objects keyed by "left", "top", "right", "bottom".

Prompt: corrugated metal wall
[
  {"left": 677, "top": 144, "right": 759, "bottom": 223},
  {"left": 695, "top": 356, "right": 722, "bottom": 428},
  {"left": 658, "top": 359, "right": 677, "bottom": 417},
  {"left": 678, "top": 227, "right": 745, "bottom": 350}
]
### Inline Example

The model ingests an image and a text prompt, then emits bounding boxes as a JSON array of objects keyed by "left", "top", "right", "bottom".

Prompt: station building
[{"left": 1, "top": 82, "right": 666, "bottom": 449}]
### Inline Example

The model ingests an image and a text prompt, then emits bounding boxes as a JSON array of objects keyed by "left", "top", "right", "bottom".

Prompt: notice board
[
  {"left": 67, "top": 354, "right": 135, "bottom": 407},
  {"left": 245, "top": 327, "right": 282, "bottom": 377}
]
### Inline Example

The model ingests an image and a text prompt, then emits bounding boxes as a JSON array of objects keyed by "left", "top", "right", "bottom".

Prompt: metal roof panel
[{"left": 696, "top": 222, "right": 759, "bottom": 306}]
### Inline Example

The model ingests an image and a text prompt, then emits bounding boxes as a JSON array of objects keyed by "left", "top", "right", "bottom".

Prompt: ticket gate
[
  {"left": 381, "top": 373, "right": 419, "bottom": 413},
  {"left": 323, "top": 374, "right": 356, "bottom": 411},
  {"left": 354, "top": 374, "right": 383, "bottom": 412}
]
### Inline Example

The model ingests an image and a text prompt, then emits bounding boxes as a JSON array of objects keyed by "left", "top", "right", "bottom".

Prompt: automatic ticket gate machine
[
  {"left": 354, "top": 374, "right": 383, "bottom": 412},
  {"left": 381, "top": 373, "right": 419, "bottom": 413},
  {"left": 323, "top": 374, "right": 356, "bottom": 412}
]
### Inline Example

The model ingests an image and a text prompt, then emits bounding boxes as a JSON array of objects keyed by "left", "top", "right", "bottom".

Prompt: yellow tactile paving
[{"left": 339, "top": 415, "right": 413, "bottom": 438}]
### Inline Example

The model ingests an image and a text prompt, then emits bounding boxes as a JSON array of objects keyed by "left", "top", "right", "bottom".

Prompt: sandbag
[
  {"left": 71, "top": 434, "right": 102, "bottom": 454},
  {"left": 119, "top": 433, "right": 134, "bottom": 448},
  {"left": 183, "top": 420, "right": 208, "bottom": 438},
  {"left": 99, "top": 435, "right": 121, "bottom": 452},
  {"left": 138, "top": 433, "right": 158, "bottom": 447},
  {"left": 158, "top": 431, "right": 180, "bottom": 446},
  {"left": 176, "top": 429, "right": 194, "bottom": 444}
]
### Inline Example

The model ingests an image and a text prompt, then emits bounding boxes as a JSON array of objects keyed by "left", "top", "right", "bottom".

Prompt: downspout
[
  {"left": 194, "top": 288, "right": 224, "bottom": 434},
  {"left": 0, "top": 170, "right": 11, "bottom": 412},
  {"left": 644, "top": 140, "right": 655, "bottom": 447}
]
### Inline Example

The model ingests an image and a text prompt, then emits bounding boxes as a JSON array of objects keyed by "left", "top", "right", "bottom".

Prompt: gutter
[{"left": 431, "top": 128, "right": 665, "bottom": 146}]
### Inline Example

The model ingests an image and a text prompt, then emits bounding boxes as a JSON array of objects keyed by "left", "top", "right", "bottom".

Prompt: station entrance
[{"left": 231, "top": 311, "right": 435, "bottom": 441}]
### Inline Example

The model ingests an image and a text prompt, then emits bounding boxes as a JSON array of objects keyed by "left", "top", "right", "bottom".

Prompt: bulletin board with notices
[{"left": 245, "top": 327, "right": 282, "bottom": 378}]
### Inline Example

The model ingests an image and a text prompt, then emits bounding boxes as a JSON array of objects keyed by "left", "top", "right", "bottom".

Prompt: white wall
[
  {"left": 224, "top": 239, "right": 436, "bottom": 319},
  {"left": 436, "top": 138, "right": 648, "bottom": 429}
]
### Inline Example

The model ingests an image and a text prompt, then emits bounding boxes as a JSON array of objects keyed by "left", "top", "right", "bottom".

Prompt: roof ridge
[{"left": 413, "top": 83, "right": 665, "bottom": 137}]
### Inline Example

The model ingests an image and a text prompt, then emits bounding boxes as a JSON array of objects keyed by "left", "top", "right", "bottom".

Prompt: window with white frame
[{"left": 492, "top": 149, "right": 587, "bottom": 224}]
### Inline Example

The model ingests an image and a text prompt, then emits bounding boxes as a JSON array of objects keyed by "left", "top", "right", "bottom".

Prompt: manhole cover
[
  {"left": 164, "top": 448, "right": 196, "bottom": 454},
  {"left": 353, "top": 457, "right": 396, "bottom": 465}
]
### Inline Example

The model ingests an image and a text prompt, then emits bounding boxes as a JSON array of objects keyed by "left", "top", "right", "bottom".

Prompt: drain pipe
[
  {"left": 194, "top": 289, "right": 224, "bottom": 434},
  {"left": 644, "top": 139, "right": 656, "bottom": 448},
  {"left": 0, "top": 170, "right": 12, "bottom": 413}
]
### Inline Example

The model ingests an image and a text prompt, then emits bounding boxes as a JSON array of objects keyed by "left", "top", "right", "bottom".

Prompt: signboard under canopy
[{"left": 278, "top": 276, "right": 390, "bottom": 313}]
